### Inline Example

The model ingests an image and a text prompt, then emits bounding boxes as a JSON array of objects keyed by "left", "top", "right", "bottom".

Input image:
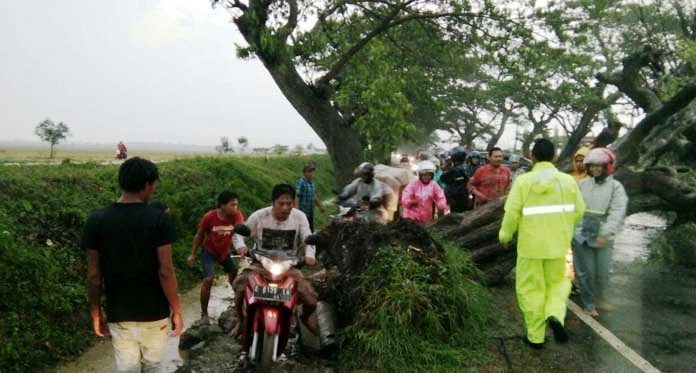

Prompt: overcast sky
[{"left": 0, "top": 0, "right": 324, "bottom": 149}]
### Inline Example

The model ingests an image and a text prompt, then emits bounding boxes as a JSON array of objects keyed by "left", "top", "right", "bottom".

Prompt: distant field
[{"left": 0, "top": 147, "right": 217, "bottom": 163}]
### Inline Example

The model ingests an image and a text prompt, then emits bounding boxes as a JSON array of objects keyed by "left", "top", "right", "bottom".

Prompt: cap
[{"left": 303, "top": 165, "right": 316, "bottom": 172}]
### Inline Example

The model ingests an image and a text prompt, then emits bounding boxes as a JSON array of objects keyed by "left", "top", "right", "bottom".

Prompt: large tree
[{"left": 212, "top": 0, "right": 503, "bottom": 185}]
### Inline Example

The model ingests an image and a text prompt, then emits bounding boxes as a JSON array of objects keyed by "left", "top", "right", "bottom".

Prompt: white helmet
[{"left": 417, "top": 160, "right": 437, "bottom": 174}]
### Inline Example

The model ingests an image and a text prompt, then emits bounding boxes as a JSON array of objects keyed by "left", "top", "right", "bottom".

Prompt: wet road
[
  {"left": 55, "top": 279, "right": 234, "bottom": 373},
  {"left": 574, "top": 212, "right": 696, "bottom": 372}
]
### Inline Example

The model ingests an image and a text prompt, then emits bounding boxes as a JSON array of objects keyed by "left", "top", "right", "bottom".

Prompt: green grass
[
  {"left": 0, "top": 155, "right": 335, "bottom": 372},
  {"left": 339, "top": 239, "right": 492, "bottom": 372},
  {"left": 0, "top": 147, "right": 211, "bottom": 163}
]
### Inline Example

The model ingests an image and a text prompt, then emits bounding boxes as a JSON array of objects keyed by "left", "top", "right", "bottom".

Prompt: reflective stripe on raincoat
[{"left": 499, "top": 162, "right": 585, "bottom": 259}]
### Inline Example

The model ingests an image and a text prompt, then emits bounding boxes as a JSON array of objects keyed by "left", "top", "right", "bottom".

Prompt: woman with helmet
[
  {"left": 572, "top": 147, "right": 628, "bottom": 317},
  {"left": 400, "top": 160, "right": 449, "bottom": 224}
]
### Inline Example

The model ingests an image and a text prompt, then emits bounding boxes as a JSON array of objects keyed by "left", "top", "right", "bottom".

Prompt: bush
[
  {"left": 339, "top": 242, "right": 491, "bottom": 372},
  {"left": 0, "top": 156, "right": 334, "bottom": 371},
  {"left": 649, "top": 222, "right": 696, "bottom": 268}
]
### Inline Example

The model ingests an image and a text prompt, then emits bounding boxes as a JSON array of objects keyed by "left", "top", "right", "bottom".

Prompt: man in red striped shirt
[{"left": 467, "top": 147, "right": 512, "bottom": 208}]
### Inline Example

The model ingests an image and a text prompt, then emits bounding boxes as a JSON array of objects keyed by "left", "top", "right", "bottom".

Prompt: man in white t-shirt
[{"left": 232, "top": 184, "right": 319, "bottom": 350}]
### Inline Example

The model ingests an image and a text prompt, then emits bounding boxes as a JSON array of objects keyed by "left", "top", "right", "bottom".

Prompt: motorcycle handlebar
[{"left": 233, "top": 224, "right": 251, "bottom": 237}]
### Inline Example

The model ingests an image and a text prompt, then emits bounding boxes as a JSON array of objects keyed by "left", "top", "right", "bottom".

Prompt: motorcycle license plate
[{"left": 254, "top": 286, "right": 291, "bottom": 302}]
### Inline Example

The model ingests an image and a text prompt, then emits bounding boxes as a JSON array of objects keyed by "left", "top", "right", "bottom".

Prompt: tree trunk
[
  {"left": 265, "top": 61, "right": 364, "bottom": 187},
  {"left": 486, "top": 110, "right": 510, "bottom": 151},
  {"left": 50, "top": 143, "right": 54, "bottom": 159},
  {"left": 235, "top": 11, "right": 363, "bottom": 188}
]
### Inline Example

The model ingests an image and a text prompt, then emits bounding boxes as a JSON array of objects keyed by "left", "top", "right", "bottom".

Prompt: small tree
[
  {"left": 237, "top": 136, "right": 249, "bottom": 153},
  {"left": 34, "top": 118, "right": 70, "bottom": 159},
  {"left": 215, "top": 136, "right": 233, "bottom": 154},
  {"left": 293, "top": 144, "right": 305, "bottom": 156},
  {"left": 271, "top": 144, "right": 289, "bottom": 155}
]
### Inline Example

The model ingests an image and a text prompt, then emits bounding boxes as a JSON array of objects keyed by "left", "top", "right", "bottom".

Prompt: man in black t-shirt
[{"left": 83, "top": 157, "right": 183, "bottom": 372}]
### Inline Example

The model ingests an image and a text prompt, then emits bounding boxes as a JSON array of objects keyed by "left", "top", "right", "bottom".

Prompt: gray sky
[{"left": 0, "top": 0, "right": 324, "bottom": 149}]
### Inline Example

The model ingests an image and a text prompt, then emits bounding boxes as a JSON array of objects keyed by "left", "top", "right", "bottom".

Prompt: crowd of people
[{"left": 82, "top": 139, "right": 628, "bottom": 370}]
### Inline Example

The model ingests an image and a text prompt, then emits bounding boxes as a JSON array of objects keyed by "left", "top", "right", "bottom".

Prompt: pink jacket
[{"left": 400, "top": 180, "right": 448, "bottom": 224}]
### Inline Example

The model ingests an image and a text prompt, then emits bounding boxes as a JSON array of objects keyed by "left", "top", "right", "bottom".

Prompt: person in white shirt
[{"left": 232, "top": 184, "right": 319, "bottom": 351}]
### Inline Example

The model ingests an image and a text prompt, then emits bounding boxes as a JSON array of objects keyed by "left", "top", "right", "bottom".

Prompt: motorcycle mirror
[
  {"left": 305, "top": 234, "right": 322, "bottom": 246},
  {"left": 233, "top": 224, "right": 251, "bottom": 237}
]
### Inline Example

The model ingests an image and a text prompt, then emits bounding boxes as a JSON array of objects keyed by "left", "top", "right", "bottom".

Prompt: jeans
[
  {"left": 108, "top": 318, "right": 169, "bottom": 372},
  {"left": 572, "top": 238, "right": 612, "bottom": 310}
]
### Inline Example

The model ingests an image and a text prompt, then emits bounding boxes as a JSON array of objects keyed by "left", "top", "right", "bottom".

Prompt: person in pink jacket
[{"left": 401, "top": 161, "right": 449, "bottom": 224}]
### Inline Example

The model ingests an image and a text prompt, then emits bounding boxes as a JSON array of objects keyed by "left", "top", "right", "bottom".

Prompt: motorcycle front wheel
[{"left": 255, "top": 331, "right": 277, "bottom": 373}]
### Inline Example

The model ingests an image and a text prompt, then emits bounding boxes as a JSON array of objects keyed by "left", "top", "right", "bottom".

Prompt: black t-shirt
[{"left": 82, "top": 202, "right": 176, "bottom": 322}]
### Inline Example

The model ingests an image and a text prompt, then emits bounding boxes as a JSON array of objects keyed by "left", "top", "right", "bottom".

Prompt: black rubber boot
[{"left": 547, "top": 316, "right": 569, "bottom": 343}]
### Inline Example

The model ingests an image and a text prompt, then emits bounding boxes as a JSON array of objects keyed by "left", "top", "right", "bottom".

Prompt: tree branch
[
  {"left": 279, "top": 0, "right": 299, "bottom": 41},
  {"left": 614, "top": 82, "right": 696, "bottom": 165},
  {"left": 596, "top": 45, "right": 663, "bottom": 113},
  {"left": 315, "top": 9, "right": 484, "bottom": 88},
  {"left": 315, "top": 6, "right": 403, "bottom": 87}
]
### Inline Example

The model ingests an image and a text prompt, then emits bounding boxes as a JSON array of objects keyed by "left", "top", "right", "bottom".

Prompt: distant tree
[
  {"left": 215, "top": 136, "right": 233, "bottom": 154},
  {"left": 293, "top": 144, "right": 305, "bottom": 156},
  {"left": 34, "top": 118, "right": 70, "bottom": 159},
  {"left": 306, "top": 143, "right": 315, "bottom": 152},
  {"left": 237, "top": 136, "right": 249, "bottom": 153},
  {"left": 271, "top": 144, "right": 289, "bottom": 155}
]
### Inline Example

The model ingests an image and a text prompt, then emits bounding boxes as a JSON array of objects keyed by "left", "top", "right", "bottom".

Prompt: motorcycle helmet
[
  {"left": 584, "top": 147, "right": 616, "bottom": 174},
  {"left": 417, "top": 160, "right": 437, "bottom": 175}
]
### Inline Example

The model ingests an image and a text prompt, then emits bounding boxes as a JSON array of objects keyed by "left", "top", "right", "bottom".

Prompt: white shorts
[{"left": 108, "top": 318, "right": 169, "bottom": 372}]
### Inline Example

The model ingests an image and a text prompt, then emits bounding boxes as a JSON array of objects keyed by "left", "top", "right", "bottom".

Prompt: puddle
[
  {"left": 56, "top": 278, "right": 234, "bottom": 373},
  {"left": 612, "top": 212, "right": 668, "bottom": 263}
]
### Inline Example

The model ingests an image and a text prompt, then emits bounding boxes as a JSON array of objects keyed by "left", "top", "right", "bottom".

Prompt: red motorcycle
[{"left": 240, "top": 243, "right": 320, "bottom": 373}]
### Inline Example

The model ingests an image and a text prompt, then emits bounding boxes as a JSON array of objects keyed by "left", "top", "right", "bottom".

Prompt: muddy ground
[{"left": 174, "top": 260, "right": 696, "bottom": 373}]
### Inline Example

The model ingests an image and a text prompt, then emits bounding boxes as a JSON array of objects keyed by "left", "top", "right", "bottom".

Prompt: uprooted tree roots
[{"left": 311, "top": 218, "right": 446, "bottom": 325}]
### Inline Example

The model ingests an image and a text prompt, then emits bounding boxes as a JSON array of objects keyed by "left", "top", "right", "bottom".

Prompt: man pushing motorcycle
[{"left": 233, "top": 183, "right": 326, "bottom": 364}]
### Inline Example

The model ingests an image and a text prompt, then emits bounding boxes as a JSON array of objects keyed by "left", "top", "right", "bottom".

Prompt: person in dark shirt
[{"left": 83, "top": 157, "right": 182, "bottom": 372}]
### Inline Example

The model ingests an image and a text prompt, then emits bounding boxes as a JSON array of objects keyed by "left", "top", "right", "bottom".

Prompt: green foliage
[
  {"left": 0, "top": 237, "right": 90, "bottom": 372},
  {"left": 0, "top": 156, "right": 334, "bottom": 371},
  {"left": 649, "top": 222, "right": 696, "bottom": 268},
  {"left": 339, "top": 242, "right": 491, "bottom": 372},
  {"left": 34, "top": 118, "right": 70, "bottom": 158},
  {"left": 271, "top": 144, "right": 289, "bottom": 155}
]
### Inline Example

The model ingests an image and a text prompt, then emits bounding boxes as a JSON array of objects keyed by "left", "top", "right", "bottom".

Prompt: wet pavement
[
  {"left": 55, "top": 278, "right": 235, "bottom": 373},
  {"left": 567, "top": 211, "right": 696, "bottom": 373}
]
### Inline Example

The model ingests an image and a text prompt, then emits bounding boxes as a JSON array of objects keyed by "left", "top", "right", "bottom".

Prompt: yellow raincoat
[{"left": 499, "top": 162, "right": 585, "bottom": 343}]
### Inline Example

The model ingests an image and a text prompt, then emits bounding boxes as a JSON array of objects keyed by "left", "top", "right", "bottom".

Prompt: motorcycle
[
  {"left": 235, "top": 228, "right": 325, "bottom": 373},
  {"left": 335, "top": 195, "right": 385, "bottom": 222}
]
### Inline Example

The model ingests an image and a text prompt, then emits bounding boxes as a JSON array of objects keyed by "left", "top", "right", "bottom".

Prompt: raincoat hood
[
  {"left": 572, "top": 146, "right": 590, "bottom": 181},
  {"left": 530, "top": 162, "right": 561, "bottom": 194}
]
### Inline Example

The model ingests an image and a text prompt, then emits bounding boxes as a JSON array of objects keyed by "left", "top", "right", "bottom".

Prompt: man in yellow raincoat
[{"left": 499, "top": 138, "right": 585, "bottom": 348}]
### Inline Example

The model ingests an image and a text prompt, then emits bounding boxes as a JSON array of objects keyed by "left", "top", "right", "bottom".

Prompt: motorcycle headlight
[
  {"left": 270, "top": 263, "right": 284, "bottom": 277},
  {"left": 259, "top": 257, "right": 295, "bottom": 278}
]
